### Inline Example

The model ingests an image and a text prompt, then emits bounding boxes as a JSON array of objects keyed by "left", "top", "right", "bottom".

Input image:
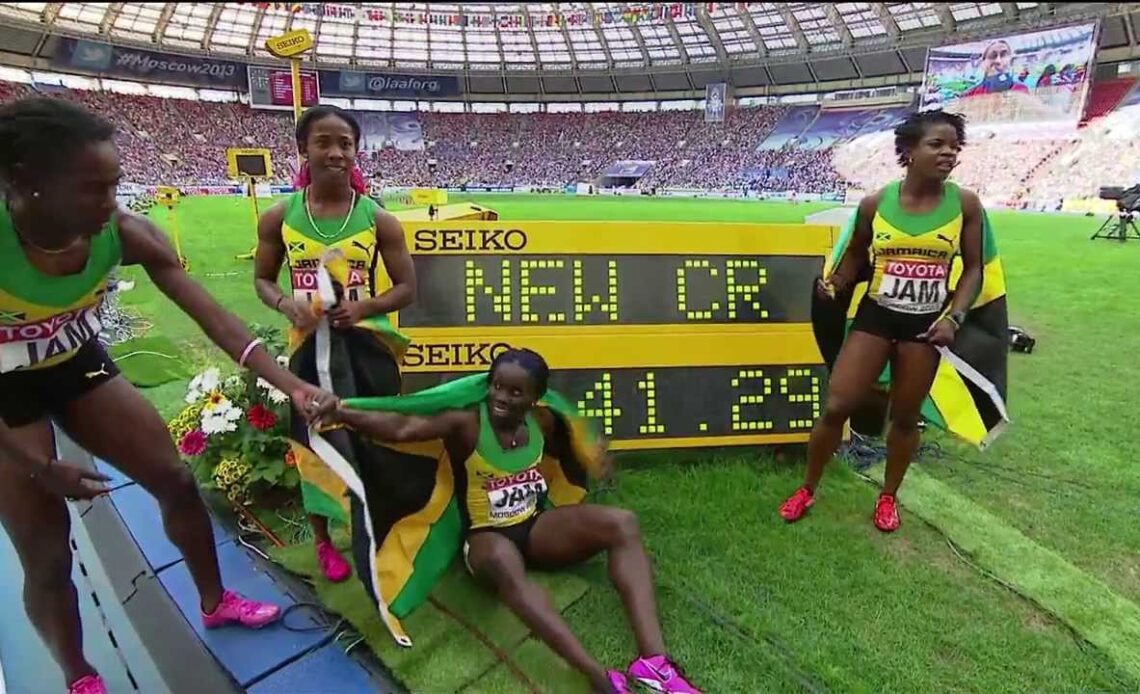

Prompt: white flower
[
  {"left": 201, "top": 393, "right": 233, "bottom": 415},
  {"left": 201, "top": 413, "right": 238, "bottom": 435},
  {"left": 186, "top": 368, "right": 221, "bottom": 404},
  {"left": 257, "top": 377, "right": 290, "bottom": 405},
  {"left": 276, "top": 355, "right": 289, "bottom": 367}
]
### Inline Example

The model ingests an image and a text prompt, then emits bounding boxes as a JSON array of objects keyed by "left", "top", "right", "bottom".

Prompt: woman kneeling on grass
[{"left": 316, "top": 348, "right": 702, "bottom": 694}]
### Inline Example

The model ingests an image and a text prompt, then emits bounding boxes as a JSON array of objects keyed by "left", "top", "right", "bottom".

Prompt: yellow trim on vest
[{"left": 0, "top": 284, "right": 109, "bottom": 372}]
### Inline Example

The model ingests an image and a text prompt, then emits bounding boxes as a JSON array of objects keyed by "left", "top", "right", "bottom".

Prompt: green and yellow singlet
[
  {"left": 0, "top": 205, "right": 121, "bottom": 373},
  {"left": 866, "top": 181, "right": 963, "bottom": 315},
  {"left": 463, "top": 402, "right": 548, "bottom": 530},
  {"left": 281, "top": 190, "right": 409, "bottom": 359}
]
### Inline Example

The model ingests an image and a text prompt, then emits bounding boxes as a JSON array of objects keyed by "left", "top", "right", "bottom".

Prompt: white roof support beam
[{"left": 777, "top": 5, "right": 810, "bottom": 52}]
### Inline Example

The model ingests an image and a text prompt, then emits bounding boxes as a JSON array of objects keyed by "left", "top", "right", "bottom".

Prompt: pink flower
[
  {"left": 179, "top": 430, "right": 207, "bottom": 457},
  {"left": 247, "top": 404, "right": 278, "bottom": 431}
]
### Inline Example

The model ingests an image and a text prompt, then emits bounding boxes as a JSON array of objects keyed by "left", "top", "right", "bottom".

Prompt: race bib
[
  {"left": 874, "top": 260, "right": 948, "bottom": 314},
  {"left": 485, "top": 468, "right": 547, "bottom": 523},
  {"left": 0, "top": 306, "right": 102, "bottom": 373}
]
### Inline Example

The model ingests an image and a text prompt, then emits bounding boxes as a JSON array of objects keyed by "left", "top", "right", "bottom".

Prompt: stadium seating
[
  {"left": 1080, "top": 77, "right": 1137, "bottom": 125},
  {"left": 2, "top": 77, "right": 1136, "bottom": 205}
]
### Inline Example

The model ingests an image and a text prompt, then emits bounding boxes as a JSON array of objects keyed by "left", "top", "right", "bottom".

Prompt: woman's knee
[
  {"left": 888, "top": 407, "right": 922, "bottom": 433},
  {"left": 149, "top": 464, "right": 202, "bottom": 506},
  {"left": 820, "top": 397, "right": 857, "bottom": 426},
  {"left": 601, "top": 508, "right": 641, "bottom": 544}
]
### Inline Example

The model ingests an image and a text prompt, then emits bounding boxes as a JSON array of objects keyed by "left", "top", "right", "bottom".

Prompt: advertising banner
[
  {"left": 319, "top": 70, "right": 462, "bottom": 99},
  {"left": 53, "top": 38, "right": 246, "bottom": 89}
]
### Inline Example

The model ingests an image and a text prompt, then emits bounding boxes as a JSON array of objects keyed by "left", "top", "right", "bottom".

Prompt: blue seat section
[
  {"left": 93, "top": 456, "right": 133, "bottom": 489},
  {"left": 156, "top": 541, "right": 331, "bottom": 687},
  {"left": 110, "top": 482, "right": 235, "bottom": 570},
  {"left": 248, "top": 642, "right": 378, "bottom": 693}
]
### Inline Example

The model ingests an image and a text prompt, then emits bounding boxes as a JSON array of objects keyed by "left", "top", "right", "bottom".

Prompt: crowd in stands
[{"left": 1, "top": 77, "right": 1137, "bottom": 206}]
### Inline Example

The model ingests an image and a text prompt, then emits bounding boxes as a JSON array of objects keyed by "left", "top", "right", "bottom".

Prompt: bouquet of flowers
[{"left": 168, "top": 329, "right": 299, "bottom": 508}]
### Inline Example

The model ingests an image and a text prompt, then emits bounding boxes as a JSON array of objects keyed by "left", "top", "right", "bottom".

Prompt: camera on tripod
[{"left": 1091, "top": 185, "right": 1140, "bottom": 242}]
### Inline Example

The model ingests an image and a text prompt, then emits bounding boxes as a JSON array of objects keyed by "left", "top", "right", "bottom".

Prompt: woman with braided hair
[{"left": 0, "top": 97, "right": 337, "bottom": 694}]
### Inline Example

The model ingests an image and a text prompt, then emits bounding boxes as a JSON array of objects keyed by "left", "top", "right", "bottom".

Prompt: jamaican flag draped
[
  {"left": 812, "top": 206, "right": 1010, "bottom": 449},
  {"left": 296, "top": 261, "right": 605, "bottom": 647}
]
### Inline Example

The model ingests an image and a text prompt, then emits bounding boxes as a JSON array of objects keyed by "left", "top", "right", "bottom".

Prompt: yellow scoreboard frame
[{"left": 386, "top": 221, "right": 837, "bottom": 451}]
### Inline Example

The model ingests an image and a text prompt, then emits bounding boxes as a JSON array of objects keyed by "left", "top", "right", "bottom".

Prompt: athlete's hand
[
  {"left": 327, "top": 301, "right": 369, "bottom": 329},
  {"left": 34, "top": 460, "right": 112, "bottom": 500},
  {"left": 920, "top": 318, "right": 959, "bottom": 346},
  {"left": 279, "top": 297, "right": 320, "bottom": 333},
  {"left": 292, "top": 385, "right": 340, "bottom": 424},
  {"left": 815, "top": 278, "right": 837, "bottom": 299}
]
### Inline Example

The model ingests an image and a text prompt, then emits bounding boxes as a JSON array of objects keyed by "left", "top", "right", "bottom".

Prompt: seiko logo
[
  {"left": 413, "top": 228, "right": 528, "bottom": 252},
  {"left": 402, "top": 341, "right": 511, "bottom": 368}
]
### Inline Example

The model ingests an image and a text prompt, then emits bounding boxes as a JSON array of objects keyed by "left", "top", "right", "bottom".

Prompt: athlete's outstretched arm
[
  {"left": 324, "top": 406, "right": 466, "bottom": 444},
  {"left": 118, "top": 210, "right": 334, "bottom": 413}
]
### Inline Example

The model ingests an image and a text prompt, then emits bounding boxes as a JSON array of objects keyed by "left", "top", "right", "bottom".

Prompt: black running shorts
[
  {"left": 0, "top": 340, "right": 119, "bottom": 428},
  {"left": 849, "top": 297, "right": 942, "bottom": 343}
]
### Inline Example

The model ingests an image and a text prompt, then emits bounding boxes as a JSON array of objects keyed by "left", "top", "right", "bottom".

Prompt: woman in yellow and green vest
[
  {"left": 780, "top": 110, "right": 986, "bottom": 532},
  {"left": 254, "top": 105, "right": 416, "bottom": 583},
  {"left": 0, "top": 97, "right": 337, "bottom": 694}
]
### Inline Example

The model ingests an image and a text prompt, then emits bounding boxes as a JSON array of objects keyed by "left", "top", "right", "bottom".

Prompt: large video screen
[{"left": 919, "top": 22, "right": 1099, "bottom": 126}]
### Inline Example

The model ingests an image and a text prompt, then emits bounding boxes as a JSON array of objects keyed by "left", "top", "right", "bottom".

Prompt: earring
[{"left": 32, "top": 190, "right": 40, "bottom": 198}]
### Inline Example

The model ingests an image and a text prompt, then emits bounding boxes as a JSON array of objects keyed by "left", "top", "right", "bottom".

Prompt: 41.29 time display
[
  {"left": 550, "top": 364, "right": 826, "bottom": 440},
  {"left": 409, "top": 363, "right": 827, "bottom": 442}
]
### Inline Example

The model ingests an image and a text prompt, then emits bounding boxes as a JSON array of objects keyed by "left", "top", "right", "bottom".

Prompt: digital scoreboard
[
  {"left": 247, "top": 65, "right": 320, "bottom": 112},
  {"left": 392, "top": 221, "right": 837, "bottom": 451}
]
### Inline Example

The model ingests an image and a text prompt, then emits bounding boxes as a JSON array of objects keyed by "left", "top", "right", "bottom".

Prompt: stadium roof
[{"left": 0, "top": 2, "right": 1135, "bottom": 97}]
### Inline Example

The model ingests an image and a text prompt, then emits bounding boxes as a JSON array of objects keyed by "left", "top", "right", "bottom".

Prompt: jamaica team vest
[
  {"left": 0, "top": 204, "right": 121, "bottom": 373},
  {"left": 281, "top": 190, "right": 409, "bottom": 359},
  {"left": 867, "top": 180, "right": 963, "bottom": 315},
  {"left": 462, "top": 402, "right": 548, "bottom": 531}
]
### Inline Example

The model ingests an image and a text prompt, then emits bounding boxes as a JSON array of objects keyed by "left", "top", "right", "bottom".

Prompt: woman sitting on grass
[{"left": 315, "top": 348, "right": 702, "bottom": 694}]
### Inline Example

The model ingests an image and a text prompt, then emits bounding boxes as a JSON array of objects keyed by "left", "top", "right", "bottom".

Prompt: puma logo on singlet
[
  {"left": 937, "top": 234, "right": 955, "bottom": 245},
  {"left": 85, "top": 364, "right": 109, "bottom": 379},
  {"left": 352, "top": 240, "right": 373, "bottom": 255}
]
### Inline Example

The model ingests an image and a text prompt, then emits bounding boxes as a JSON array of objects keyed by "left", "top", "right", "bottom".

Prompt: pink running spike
[
  {"left": 68, "top": 674, "right": 107, "bottom": 694},
  {"left": 317, "top": 540, "right": 353, "bottom": 583},
  {"left": 201, "top": 590, "right": 281, "bottom": 629},
  {"left": 628, "top": 655, "right": 704, "bottom": 693}
]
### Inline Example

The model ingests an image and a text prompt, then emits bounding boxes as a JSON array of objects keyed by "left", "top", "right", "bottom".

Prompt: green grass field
[{"left": 122, "top": 193, "right": 1140, "bottom": 692}]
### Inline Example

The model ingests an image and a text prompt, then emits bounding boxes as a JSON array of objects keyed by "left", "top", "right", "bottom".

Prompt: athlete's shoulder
[
  {"left": 956, "top": 185, "right": 983, "bottom": 215},
  {"left": 858, "top": 187, "right": 887, "bottom": 219},
  {"left": 258, "top": 199, "right": 288, "bottom": 225}
]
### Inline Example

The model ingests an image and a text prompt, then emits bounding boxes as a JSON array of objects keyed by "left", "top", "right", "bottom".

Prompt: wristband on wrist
[
  {"left": 274, "top": 295, "right": 286, "bottom": 312},
  {"left": 239, "top": 338, "right": 264, "bottom": 367}
]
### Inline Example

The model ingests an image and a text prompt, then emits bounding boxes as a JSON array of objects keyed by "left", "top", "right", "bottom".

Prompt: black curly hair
[
  {"left": 894, "top": 110, "right": 967, "bottom": 167},
  {"left": 0, "top": 97, "right": 115, "bottom": 191}
]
